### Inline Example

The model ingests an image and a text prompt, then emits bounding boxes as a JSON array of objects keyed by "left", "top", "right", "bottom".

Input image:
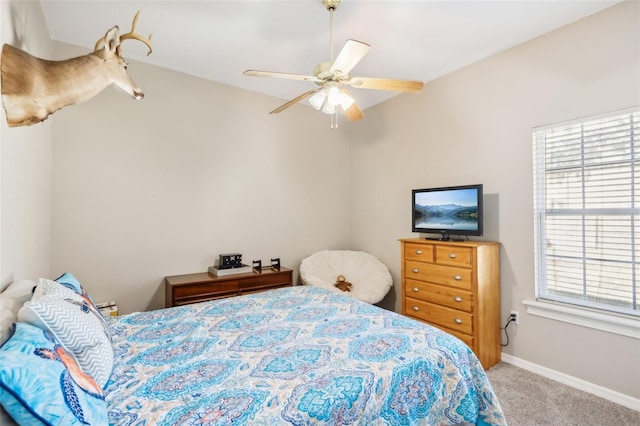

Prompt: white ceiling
[{"left": 39, "top": 0, "right": 621, "bottom": 112}]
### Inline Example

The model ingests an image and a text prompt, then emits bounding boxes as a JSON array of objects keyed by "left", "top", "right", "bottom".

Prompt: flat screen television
[{"left": 412, "top": 184, "right": 483, "bottom": 240}]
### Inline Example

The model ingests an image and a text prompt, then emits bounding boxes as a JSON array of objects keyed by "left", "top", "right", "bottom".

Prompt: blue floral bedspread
[{"left": 105, "top": 286, "right": 506, "bottom": 425}]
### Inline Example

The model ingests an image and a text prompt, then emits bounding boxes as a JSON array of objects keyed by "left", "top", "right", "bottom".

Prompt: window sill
[{"left": 522, "top": 300, "right": 640, "bottom": 340}]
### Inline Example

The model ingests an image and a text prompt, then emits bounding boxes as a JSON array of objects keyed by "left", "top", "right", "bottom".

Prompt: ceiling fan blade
[
  {"left": 244, "top": 70, "right": 320, "bottom": 83},
  {"left": 344, "top": 101, "right": 364, "bottom": 121},
  {"left": 349, "top": 77, "right": 424, "bottom": 93},
  {"left": 330, "top": 39, "right": 371, "bottom": 75},
  {"left": 269, "top": 90, "right": 319, "bottom": 114},
  {"left": 340, "top": 89, "right": 364, "bottom": 121}
]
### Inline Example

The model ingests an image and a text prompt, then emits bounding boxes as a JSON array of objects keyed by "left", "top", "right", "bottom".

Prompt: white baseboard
[{"left": 500, "top": 353, "right": 640, "bottom": 412}]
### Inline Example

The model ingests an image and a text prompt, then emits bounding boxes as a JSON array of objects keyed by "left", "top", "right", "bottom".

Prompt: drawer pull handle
[
  {"left": 449, "top": 253, "right": 457, "bottom": 259},
  {"left": 453, "top": 275, "right": 462, "bottom": 281},
  {"left": 412, "top": 268, "right": 419, "bottom": 273},
  {"left": 453, "top": 296, "right": 463, "bottom": 302},
  {"left": 454, "top": 318, "right": 463, "bottom": 324},
  {"left": 412, "top": 287, "right": 419, "bottom": 292},
  {"left": 412, "top": 306, "right": 420, "bottom": 312},
  {"left": 416, "top": 250, "right": 423, "bottom": 254}
]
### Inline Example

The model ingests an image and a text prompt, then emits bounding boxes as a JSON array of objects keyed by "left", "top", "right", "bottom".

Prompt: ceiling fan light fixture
[
  {"left": 326, "top": 85, "right": 342, "bottom": 106},
  {"left": 309, "top": 91, "right": 326, "bottom": 110},
  {"left": 321, "top": 100, "right": 336, "bottom": 115}
]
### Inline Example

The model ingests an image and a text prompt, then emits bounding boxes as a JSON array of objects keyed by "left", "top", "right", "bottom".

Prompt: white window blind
[{"left": 533, "top": 107, "right": 639, "bottom": 317}]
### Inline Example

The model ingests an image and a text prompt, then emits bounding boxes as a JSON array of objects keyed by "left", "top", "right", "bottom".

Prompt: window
[{"left": 532, "top": 108, "right": 639, "bottom": 321}]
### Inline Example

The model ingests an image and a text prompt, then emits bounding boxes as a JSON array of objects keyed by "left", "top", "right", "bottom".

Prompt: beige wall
[
  {"left": 50, "top": 43, "right": 352, "bottom": 314},
  {"left": 2, "top": 0, "right": 638, "bottom": 405},
  {"left": 349, "top": 1, "right": 639, "bottom": 399},
  {"left": 1, "top": 0, "right": 53, "bottom": 287}
]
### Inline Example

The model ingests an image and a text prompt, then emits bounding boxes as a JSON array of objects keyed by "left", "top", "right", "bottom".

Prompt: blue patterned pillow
[
  {"left": 54, "top": 272, "right": 99, "bottom": 310},
  {"left": 18, "top": 295, "right": 114, "bottom": 388},
  {"left": 0, "top": 322, "right": 108, "bottom": 425}
]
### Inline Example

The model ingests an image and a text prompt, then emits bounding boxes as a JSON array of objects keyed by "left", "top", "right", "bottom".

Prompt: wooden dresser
[
  {"left": 165, "top": 267, "right": 293, "bottom": 308},
  {"left": 400, "top": 238, "right": 501, "bottom": 369}
]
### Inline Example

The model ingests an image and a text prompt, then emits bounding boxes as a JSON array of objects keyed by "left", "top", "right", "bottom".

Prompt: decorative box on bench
[{"left": 96, "top": 301, "right": 118, "bottom": 317}]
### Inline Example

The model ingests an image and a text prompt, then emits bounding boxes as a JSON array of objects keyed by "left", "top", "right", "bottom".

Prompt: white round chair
[{"left": 299, "top": 250, "right": 393, "bottom": 304}]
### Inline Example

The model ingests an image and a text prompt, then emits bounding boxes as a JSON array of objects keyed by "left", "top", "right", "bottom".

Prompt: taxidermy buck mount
[{"left": 0, "top": 11, "right": 152, "bottom": 127}]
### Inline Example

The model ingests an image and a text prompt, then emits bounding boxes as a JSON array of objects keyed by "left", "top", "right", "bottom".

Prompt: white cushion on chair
[{"left": 299, "top": 250, "right": 392, "bottom": 304}]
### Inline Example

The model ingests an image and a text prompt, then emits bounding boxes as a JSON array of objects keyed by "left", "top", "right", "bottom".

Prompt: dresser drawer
[
  {"left": 174, "top": 290, "right": 239, "bottom": 306},
  {"left": 405, "top": 279, "right": 473, "bottom": 312},
  {"left": 172, "top": 281, "right": 243, "bottom": 306},
  {"left": 405, "top": 297, "right": 473, "bottom": 334},
  {"left": 404, "top": 243, "right": 434, "bottom": 262},
  {"left": 165, "top": 268, "right": 293, "bottom": 307},
  {"left": 405, "top": 260, "right": 472, "bottom": 290},
  {"left": 435, "top": 246, "right": 473, "bottom": 268}
]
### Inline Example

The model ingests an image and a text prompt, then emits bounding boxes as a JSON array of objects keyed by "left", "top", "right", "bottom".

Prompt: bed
[{"left": 1, "top": 276, "right": 506, "bottom": 425}]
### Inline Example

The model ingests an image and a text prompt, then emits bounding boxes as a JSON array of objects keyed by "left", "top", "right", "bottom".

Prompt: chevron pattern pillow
[
  {"left": 34, "top": 278, "right": 112, "bottom": 343},
  {"left": 0, "top": 322, "right": 107, "bottom": 425},
  {"left": 17, "top": 295, "right": 114, "bottom": 388}
]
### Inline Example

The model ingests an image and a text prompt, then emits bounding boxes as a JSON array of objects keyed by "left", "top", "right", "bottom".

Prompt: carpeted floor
[{"left": 485, "top": 362, "right": 640, "bottom": 426}]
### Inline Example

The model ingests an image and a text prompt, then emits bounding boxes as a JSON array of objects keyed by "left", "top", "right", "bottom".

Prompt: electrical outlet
[{"left": 510, "top": 310, "right": 519, "bottom": 325}]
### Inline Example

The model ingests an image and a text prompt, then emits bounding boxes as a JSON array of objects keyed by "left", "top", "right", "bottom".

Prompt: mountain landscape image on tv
[{"left": 413, "top": 188, "right": 480, "bottom": 231}]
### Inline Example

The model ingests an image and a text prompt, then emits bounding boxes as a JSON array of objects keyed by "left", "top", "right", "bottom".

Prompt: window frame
[{"left": 529, "top": 107, "right": 639, "bottom": 338}]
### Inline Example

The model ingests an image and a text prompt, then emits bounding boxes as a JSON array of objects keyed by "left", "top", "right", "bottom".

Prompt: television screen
[{"left": 412, "top": 184, "right": 483, "bottom": 240}]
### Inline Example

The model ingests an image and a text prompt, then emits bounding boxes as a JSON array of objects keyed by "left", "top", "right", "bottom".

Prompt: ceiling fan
[{"left": 243, "top": 0, "right": 424, "bottom": 127}]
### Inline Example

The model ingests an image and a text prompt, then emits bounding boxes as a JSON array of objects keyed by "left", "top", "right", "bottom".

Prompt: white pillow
[
  {"left": 18, "top": 295, "right": 114, "bottom": 388},
  {"left": 0, "top": 280, "right": 36, "bottom": 345},
  {"left": 0, "top": 308, "right": 15, "bottom": 347}
]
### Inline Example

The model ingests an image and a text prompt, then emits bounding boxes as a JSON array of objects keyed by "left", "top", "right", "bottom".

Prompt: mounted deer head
[{"left": 1, "top": 11, "right": 152, "bottom": 127}]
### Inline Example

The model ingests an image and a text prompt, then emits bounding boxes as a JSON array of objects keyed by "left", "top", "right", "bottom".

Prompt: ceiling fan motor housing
[{"left": 314, "top": 61, "right": 349, "bottom": 84}]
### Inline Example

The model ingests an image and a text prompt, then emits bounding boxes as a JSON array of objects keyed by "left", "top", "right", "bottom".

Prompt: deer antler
[
  {"left": 95, "top": 11, "right": 153, "bottom": 56},
  {"left": 117, "top": 11, "right": 153, "bottom": 56}
]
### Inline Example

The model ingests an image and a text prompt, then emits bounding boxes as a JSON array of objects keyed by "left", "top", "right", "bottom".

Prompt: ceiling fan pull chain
[{"left": 331, "top": 112, "right": 338, "bottom": 129}]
